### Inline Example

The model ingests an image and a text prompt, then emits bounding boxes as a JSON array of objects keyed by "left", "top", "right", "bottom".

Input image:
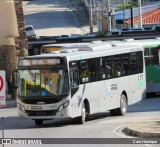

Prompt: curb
[{"left": 126, "top": 121, "right": 160, "bottom": 138}]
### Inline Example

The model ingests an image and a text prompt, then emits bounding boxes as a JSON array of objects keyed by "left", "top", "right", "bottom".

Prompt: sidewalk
[
  {"left": 3, "top": 99, "right": 17, "bottom": 108},
  {"left": 126, "top": 118, "right": 160, "bottom": 138}
]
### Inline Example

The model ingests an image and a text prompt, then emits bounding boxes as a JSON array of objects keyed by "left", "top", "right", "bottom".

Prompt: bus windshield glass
[{"left": 17, "top": 68, "right": 69, "bottom": 97}]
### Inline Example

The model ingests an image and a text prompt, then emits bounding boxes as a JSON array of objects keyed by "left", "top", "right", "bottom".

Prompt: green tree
[{"left": 117, "top": 0, "right": 144, "bottom": 10}]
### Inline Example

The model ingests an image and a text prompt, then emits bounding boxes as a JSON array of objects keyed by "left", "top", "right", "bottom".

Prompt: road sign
[{"left": 0, "top": 71, "right": 6, "bottom": 107}]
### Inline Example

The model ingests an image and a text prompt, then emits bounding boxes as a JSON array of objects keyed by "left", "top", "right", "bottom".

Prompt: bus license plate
[{"left": 30, "top": 105, "right": 43, "bottom": 110}]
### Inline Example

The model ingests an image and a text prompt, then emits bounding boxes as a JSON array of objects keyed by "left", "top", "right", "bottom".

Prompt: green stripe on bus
[{"left": 146, "top": 65, "right": 160, "bottom": 83}]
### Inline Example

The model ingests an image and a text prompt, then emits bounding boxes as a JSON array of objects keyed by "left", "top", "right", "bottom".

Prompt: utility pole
[
  {"left": 130, "top": 5, "right": 134, "bottom": 28},
  {"left": 100, "top": 0, "right": 104, "bottom": 32},
  {"left": 89, "top": 0, "right": 93, "bottom": 33},
  {"left": 123, "top": 0, "right": 126, "bottom": 28},
  {"left": 107, "top": 0, "right": 111, "bottom": 33},
  {"left": 138, "top": 0, "right": 142, "bottom": 28}
]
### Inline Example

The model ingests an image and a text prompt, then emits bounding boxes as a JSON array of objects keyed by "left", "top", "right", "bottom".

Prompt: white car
[{"left": 25, "top": 25, "right": 37, "bottom": 38}]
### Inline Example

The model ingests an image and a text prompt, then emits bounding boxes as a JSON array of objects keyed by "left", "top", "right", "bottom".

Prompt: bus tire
[
  {"left": 76, "top": 103, "right": 86, "bottom": 124},
  {"left": 110, "top": 94, "right": 127, "bottom": 116},
  {"left": 35, "top": 119, "right": 43, "bottom": 126},
  {"left": 117, "top": 94, "right": 127, "bottom": 116}
]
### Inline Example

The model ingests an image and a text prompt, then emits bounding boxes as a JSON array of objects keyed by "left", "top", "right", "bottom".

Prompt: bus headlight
[
  {"left": 58, "top": 101, "right": 69, "bottom": 112},
  {"left": 17, "top": 103, "right": 25, "bottom": 113}
]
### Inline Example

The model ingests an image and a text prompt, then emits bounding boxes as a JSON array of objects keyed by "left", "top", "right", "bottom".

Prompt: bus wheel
[
  {"left": 76, "top": 103, "right": 86, "bottom": 124},
  {"left": 35, "top": 119, "right": 43, "bottom": 126},
  {"left": 117, "top": 94, "right": 127, "bottom": 116}
]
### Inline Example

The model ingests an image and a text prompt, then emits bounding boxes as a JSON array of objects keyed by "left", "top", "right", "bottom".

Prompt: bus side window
[
  {"left": 113, "top": 63, "right": 122, "bottom": 77},
  {"left": 79, "top": 60, "right": 89, "bottom": 83},
  {"left": 138, "top": 51, "right": 143, "bottom": 73},
  {"left": 145, "top": 57, "right": 150, "bottom": 65},
  {"left": 89, "top": 59, "right": 96, "bottom": 82},
  {"left": 151, "top": 47, "right": 159, "bottom": 65},
  {"left": 103, "top": 56, "right": 112, "bottom": 79},
  {"left": 144, "top": 48, "right": 149, "bottom": 56},
  {"left": 95, "top": 58, "right": 106, "bottom": 80},
  {"left": 130, "top": 52, "right": 138, "bottom": 74},
  {"left": 98, "top": 58, "right": 106, "bottom": 80},
  {"left": 113, "top": 55, "right": 122, "bottom": 77},
  {"left": 70, "top": 69, "right": 79, "bottom": 87},
  {"left": 122, "top": 53, "right": 130, "bottom": 76}
]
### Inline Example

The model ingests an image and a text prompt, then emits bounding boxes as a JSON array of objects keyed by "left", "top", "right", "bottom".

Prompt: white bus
[{"left": 13, "top": 42, "right": 146, "bottom": 125}]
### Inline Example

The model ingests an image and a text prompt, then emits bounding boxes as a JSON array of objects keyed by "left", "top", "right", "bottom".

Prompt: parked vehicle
[{"left": 25, "top": 25, "right": 37, "bottom": 39}]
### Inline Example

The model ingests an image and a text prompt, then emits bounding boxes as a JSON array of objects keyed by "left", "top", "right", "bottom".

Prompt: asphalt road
[
  {"left": 23, "top": 0, "right": 84, "bottom": 36},
  {"left": 0, "top": 97, "right": 160, "bottom": 147}
]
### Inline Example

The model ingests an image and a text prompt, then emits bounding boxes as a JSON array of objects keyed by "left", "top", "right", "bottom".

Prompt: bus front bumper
[{"left": 17, "top": 101, "right": 71, "bottom": 119}]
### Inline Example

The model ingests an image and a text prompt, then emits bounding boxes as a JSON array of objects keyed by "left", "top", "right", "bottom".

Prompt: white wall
[{"left": 0, "top": 0, "right": 19, "bottom": 45}]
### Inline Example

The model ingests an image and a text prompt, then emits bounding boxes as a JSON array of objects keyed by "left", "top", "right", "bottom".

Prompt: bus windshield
[{"left": 17, "top": 68, "right": 69, "bottom": 97}]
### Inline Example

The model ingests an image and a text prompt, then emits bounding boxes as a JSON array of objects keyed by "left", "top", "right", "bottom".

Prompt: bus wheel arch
[
  {"left": 122, "top": 91, "right": 128, "bottom": 105},
  {"left": 110, "top": 91, "right": 128, "bottom": 116},
  {"left": 84, "top": 98, "right": 90, "bottom": 120},
  {"left": 76, "top": 98, "right": 90, "bottom": 124}
]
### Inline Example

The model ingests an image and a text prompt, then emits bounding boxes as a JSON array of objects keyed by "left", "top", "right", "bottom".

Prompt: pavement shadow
[
  {"left": 0, "top": 112, "right": 111, "bottom": 130},
  {"left": 0, "top": 116, "right": 35, "bottom": 130},
  {"left": 33, "top": 112, "right": 111, "bottom": 128},
  {"left": 128, "top": 98, "right": 160, "bottom": 113}
]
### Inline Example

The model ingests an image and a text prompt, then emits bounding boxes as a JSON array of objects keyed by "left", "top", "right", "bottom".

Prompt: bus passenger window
[
  {"left": 105, "top": 65, "right": 111, "bottom": 78},
  {"left": 96, "top": 58, "right": 106, "bottom": 80},
  {"left": 122, "top": 53, "right": 130, "bottom": 76},
  {"left": 79, "top": 60, "right": 89, "bottom": 83},
  {"left": 151, "top": 56, "right": 159, "bottom": 65},
  {"left": 70, "top": 69, "right": 79, "bottom": 87},
  {"left": 151, "top": 47, "right": 159, "bottom": 65},
  {"left": 89, "top": 59, "right": 96, "bottom": 82},
  {"left": 138, "top": 51, "right": 143, "bottom": 73},
  {"left": 130, "top": 53, "right": 138, "bottom": 74},
  {"left": 113, "top": 55, "right": 122, "bottom": 77},
  {"left": 145, "top": 57, "right": 150, "bottom": 65},
  {"left": 103, "top": 56, "right": 112, "bottom": 79},
  {"left": 144, "top": 48, "right": 149, "bottom": 56},
  {"left": 113, "top": 63, "right": 122, "bottom": 77}
]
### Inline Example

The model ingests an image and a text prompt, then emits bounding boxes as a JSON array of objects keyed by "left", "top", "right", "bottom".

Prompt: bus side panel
[
  {"left": 146, "top": 65, "right": 160, "bottom": 93},
  {"left": 131, "top": 74, "right": 146, "bottom": 104},
  {"left": 119, "top": 76, "right": 132, "bottom": 105},
  {"left": 105, "top": 78, "right": 120, "bottom": 111},
  {"left": 70, "top": 83, "right": 92, "bottom": 118}
]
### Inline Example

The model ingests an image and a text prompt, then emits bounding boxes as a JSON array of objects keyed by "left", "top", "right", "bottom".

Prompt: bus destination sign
[{"left": 19, "top": 59, "right": 61, "bottom": 66}]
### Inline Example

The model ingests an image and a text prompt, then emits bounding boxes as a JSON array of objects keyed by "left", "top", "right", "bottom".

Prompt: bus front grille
[
  {"left": 21, "top": 98, "right": 62, "bottom": 104},
  {"left": 25, "top": 110, "right": 57, "bottom": 116}
]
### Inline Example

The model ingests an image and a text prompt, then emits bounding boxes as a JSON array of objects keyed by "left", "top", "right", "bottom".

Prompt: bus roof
[
  {"left": 24, "top": 42, "right": 143, "bottom": 61},
  {"left": 113, "top": 38, "right": 160, "bottom": 48}
]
